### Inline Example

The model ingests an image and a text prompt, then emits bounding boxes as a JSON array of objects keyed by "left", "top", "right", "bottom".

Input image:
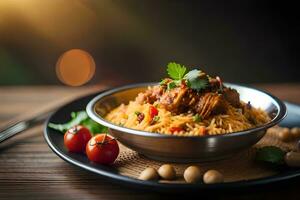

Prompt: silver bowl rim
[{"left": 86, "top": 82, "right": 287, "bottom": 139}]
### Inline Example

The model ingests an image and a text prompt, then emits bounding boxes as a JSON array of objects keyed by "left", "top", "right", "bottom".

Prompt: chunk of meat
[
  {"left": 159, "top": 87, "right": 188, "bottom": 112},
  {"left": 195, "top": 93, "right": 226, "bottom": 118},
  {"left": 222, "top": 88, "right": 240, "bottom": 107},
  {"left": 135, "top": 85, "right": 163, "bottom": 104},
  {"left": 135, "top": 83, "right": 239, "bottom": 120}
]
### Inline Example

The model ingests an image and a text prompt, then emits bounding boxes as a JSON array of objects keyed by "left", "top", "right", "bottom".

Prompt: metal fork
[{"left": 0, "top": 112, "right": 51, "bottom": 143}]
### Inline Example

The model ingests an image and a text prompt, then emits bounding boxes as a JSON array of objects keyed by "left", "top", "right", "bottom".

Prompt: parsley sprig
[{"left": 165, "top": 62, "right": 209, "bottom": 91}]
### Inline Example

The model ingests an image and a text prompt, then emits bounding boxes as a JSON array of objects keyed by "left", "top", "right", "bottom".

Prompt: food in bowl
[{"left": 105, "top": 63, "right": 270, "bottom": 136}]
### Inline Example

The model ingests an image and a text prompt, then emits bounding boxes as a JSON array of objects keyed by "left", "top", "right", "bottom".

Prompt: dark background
[{"left": 0, "top": 0, "right": 299, "bottom": 86}]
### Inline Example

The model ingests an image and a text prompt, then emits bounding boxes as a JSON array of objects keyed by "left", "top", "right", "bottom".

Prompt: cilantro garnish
[
  {"left": 184, "top": 69, "right": 201, "bottom": 81},
  {"left": 187, "top": 78, "right": 208, "bottom": 91},
  {"left": 255, "top": 146, "right": 286, "bottom": 165},
  {"left": 165, "top": 62, "right": 208, "bottom": 91},
  {"left": 160, "top": 79, "right": 167, "bottom": 85},
  {"left": 167, "top": 82, "right": 177, "bottom": 90},
  {"left": 184, "top": 69, "right": 208, "bottom": 91},
  {"left": 167, "top": 62, "right": 187, "bottom": 80}
]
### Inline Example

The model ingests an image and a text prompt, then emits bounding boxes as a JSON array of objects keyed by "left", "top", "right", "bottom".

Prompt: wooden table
[{"left": 0, "top": 84, "right": 300, "bottom": 200}]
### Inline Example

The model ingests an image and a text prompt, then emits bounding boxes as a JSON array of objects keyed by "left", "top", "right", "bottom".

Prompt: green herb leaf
[
  {"left": 193, "top": 114, "right": 202, "bottom": 122},
  {"left": 167, "top": 62, "right": 187, "bottom": 80},
  {"left": 160, "top": 79, "right": 167, "bottom": 85},
  {"left": 184, "top": 69, "right": 201, "bottom": 80},
  {"left": 167, "top": 81, "right": 177, "bottom": 90},
  {"left": 153, "top": 116, "right": 160, "bottom": 122},
  {"left": 184, "top": 69, "right": 208, "bottom": 91},
  {"left": 255, "top": 146, "right": 286, "bottom": 165},
  {"left": 188, "top": 79, "right": 208, "bottom": 91},
  {"left": 81, "top": 118, "right": 108, "bottom": 136},
  {"left": 48, "top": 111, "right": 88, "bottom": 132},
  {"left": 48, "top": 111, "right": 108, "bottom": 135},
  {"left": 134, "top": 111, "right": 141, "bottom": 115}
]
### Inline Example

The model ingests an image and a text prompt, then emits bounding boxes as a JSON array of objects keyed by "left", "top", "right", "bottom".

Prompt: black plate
[{"left": 44, "top": 91, "right": 300, "bottom": 191}]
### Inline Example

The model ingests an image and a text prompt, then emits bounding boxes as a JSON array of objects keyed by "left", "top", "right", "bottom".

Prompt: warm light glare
[{"left": 56, "top": 49, "right": 95, "bottom": 86}]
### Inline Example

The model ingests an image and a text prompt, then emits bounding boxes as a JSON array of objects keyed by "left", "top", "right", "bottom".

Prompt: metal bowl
[{"left": 86, "top": 83, "right": 286, "bottom": 162}]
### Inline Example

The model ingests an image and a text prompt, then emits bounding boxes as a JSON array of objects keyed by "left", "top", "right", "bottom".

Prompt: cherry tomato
[
  {"left": 64, "top": 125, "right": 92, "bottom": 153},
  {"left": 169, "top": 127, "right": 183, "bottom": 133},
  {"left": 149, "top": 106, "right": 158, "bottom": 119},
  {"left": 86, "top": 134, "right": 119, "bottom": 165}
]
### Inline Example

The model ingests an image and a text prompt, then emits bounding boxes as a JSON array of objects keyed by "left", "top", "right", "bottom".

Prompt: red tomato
[
  {"left": 149, "top": 106, "right": 158, "bottom": 119},
  {"left": 86, "top": 134, "right": 119, "bottom": 165},
  {"left": 199, "top": 126, "right": 207, "bottom": 135},
  {"left": 64, "top": 125, "right": 92, "bottom": 153},
  {"left": 169, "top": 127, "right": 183, "bottom": 133}
]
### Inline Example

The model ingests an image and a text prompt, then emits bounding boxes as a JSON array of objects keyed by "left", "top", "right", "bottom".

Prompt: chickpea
[
  {"left": 267, "top": 127, "right": 280, "bottom": 135},
  {"left": 183, "top": 166, "right": 202, "bottom": 183},
  {"left": 138, "top": 167, "right": 159, "bottom": 181},
  {"left": 203, "top": 170, "right": 224, "bottom": 184},
  {"left": 277, "top": 128, "right": 292, "bottom": 142},
  {"left": 158, "top": 164, "right": 176, "bottom": 180},
  {"left": 291, "top": 127, "right": 300, "bottom": 139},
  {"left": 284, "top": 151, "right": 300, "bottom": 167}
]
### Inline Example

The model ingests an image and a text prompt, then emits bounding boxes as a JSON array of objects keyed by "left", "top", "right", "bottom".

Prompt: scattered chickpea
[
  {"left": 158, "top": 164, "right": 176, "bottom": 180},
  {"left": 203, "top": 170, "right": 224, "bottom": 184},
  {"left": 267, "top": 127, "right": 280, "bottom": 135},
  {"left": 138, "top": 167, "right": 159, "bottom": 181},
  {"left": 277, "top": 128, "right": 292, "bottom": 142},
  {"left": 284, "top": 151, "right": 300, "bottom": 167},
  {"left": 291, "top": 127, "right": 300, "bottom": 139},
  {"left": 183, "top": 166, "right": 202, "bottom": 183}
]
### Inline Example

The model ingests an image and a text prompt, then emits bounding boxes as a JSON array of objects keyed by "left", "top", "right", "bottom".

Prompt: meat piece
[
  {"left": 156, "top": 86, "right": 228, "bottom": 118},
  {"left": 159, "top": 87, "right": 188, "bottom": 112},
  {"left": 135, "top": 83, "right": 239, "bottom": 120},
  {"left": 135, "top": 85, "right": 163, "bottom": 104},
  {"left": 208, "top": 77, "right": 221, "bottom": 92},
  {"left": 222, "top": 88, "right": 240, "bottom": 107},
  {"left": 195, "top": 93, "right": 226, "bottom": 118}
]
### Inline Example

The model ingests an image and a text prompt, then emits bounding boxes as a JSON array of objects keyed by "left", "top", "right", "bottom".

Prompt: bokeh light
[{"left": 56, "top": 49, "right": 95, "bottom": 86}]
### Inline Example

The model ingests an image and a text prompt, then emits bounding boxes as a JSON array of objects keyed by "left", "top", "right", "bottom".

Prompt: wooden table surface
[{"left": 0, "top": 84, "right": 300, "bottom": 200}]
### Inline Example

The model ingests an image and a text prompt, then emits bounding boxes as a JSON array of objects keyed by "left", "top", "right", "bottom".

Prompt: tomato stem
[{"left": 89, "top": 137, "right": 117, "bottom": 146}]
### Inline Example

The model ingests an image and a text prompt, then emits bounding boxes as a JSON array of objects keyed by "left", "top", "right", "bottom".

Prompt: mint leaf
[
  {"left": 255, "top": 146, "right": 286, "bottom": 165},
  {"left": 167, "top": 62, "right": 187, "bottom": 80}
]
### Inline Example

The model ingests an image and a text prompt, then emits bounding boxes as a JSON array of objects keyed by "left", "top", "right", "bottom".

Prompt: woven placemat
[{"left": 112, "top": 130, "right": 297, "bottom": 183}]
